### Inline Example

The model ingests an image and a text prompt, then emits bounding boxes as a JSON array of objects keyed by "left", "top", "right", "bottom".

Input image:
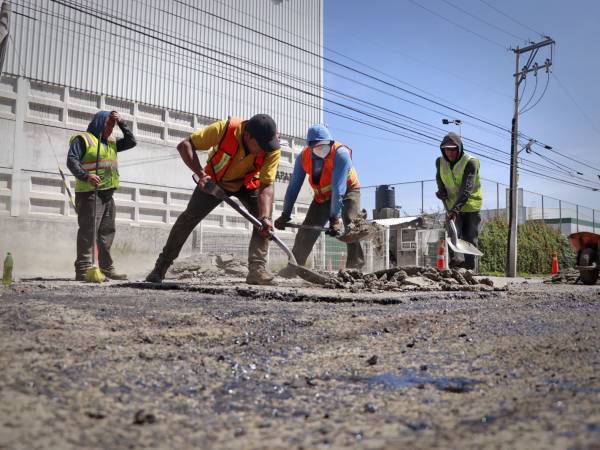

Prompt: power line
[
  {"left": 478, "top": 0, "right": 545, "bottom": 38},
  {"left": 552, "top": 72, "right": 600, "bottom": 138},
  {"left": 520, "top": 72, "right": 550, "bottom": 114},
  {"left": 440, "top": 0, "right": 529, "bottom": 42},
  {"left": 18, "top": 0, "right": 600, "bottom": 191},
  {"left": 407, "top": 0, "right": 508, "bottom": 49}
]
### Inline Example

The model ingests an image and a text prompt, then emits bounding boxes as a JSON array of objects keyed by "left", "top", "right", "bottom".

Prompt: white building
[{"left": 0, "top": 0, "right": 324, "bottom": 276}]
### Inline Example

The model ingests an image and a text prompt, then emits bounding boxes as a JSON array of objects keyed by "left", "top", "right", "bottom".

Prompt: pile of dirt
[
  {"left": 545, "top": 268, "right": 581, "bottom": 284},
  {"left": 324, "top": 266, "right": 500, "bottom": 292},
  {"left": 168, "top": 253, "right": 247, "bottom": 279},
  {"left": 339, "top": 210, "right": 386, "bottom": 251}
]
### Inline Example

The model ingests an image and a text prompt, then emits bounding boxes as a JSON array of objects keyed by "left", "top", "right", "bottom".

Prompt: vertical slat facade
[{"left": 6, "top": 0, "right": 323, "bottom": 137}]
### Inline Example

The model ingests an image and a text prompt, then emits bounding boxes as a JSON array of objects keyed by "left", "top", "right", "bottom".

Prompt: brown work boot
[
  {"left": 101, "top": 267, "right": 128, "bottom": 280},
  {"left": 145, "top": 257, "right": 171, "bottom": 283},
  {"left": 246, "top": 264, "right": 277, "bottom": 286}
]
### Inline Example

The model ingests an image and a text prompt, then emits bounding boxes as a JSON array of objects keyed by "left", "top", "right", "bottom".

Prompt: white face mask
[{"left": 312, "top": 144, "right": 331, "bottom": 159}]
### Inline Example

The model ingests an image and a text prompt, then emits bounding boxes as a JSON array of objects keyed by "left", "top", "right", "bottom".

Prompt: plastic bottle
[{"left": 3, "top": 252, "right": 13, "bottom": 286}]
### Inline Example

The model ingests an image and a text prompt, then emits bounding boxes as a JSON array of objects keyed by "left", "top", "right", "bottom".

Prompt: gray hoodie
[{"left": 435, "top": 132, "right": 478, "bottom": 214}]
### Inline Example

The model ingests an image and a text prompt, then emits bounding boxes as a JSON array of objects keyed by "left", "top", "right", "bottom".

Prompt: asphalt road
[{"left": 1, "top": 279, "right": 599, "bottom": 449}]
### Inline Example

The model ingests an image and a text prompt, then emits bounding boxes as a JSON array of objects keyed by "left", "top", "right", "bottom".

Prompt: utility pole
[{"left": 507, "top": 37, "right": 554, "bottom": 277}]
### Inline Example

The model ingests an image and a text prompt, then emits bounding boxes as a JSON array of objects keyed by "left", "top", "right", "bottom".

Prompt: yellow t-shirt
[{"left": 189, "top": 119, "right": 281, "bottom": 192}]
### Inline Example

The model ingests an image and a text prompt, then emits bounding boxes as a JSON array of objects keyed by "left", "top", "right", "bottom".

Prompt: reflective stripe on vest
[
  {"left": 300, "top": 142, "right": 360, "bottom": 203},
  {"left": 71, "top": 132, "right": 119, "bottom": 193},
  {"left": 204, "top": 117, "right": 266, "bottom": 190},
  {"left": 439, "top": 152, "right": 482, "bottom": 212}
]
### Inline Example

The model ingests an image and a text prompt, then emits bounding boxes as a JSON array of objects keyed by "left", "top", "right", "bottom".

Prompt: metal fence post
[
  {"left": 421, "top": 180, "right": 424, "bottom": 214},
  {"left": 541, "top": 195, "right": 544, "bottom": 222},
  {"left": 496, "top": 182, "right": 500, "bottom": 215},
  {"left": 199, "top": 220, "right": 203, "bottom": 254},
  {"left": 576, "top": 204, "right": 579, "bottom": 232},
  {"left": 593, "top": 210, "right": 596, "bottom": 233},
  {"left": 559, "top": 200, "right": 562, "bottom": 233}
]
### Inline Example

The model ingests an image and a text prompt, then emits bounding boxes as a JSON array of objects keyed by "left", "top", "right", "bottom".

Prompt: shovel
[
  {"left": 193, "top": 175, "right": 330, "bottom": 285},
  {"left": 281, "top": 221, "right": 375, "bottom": 243},
  {"left": 446, "top": 218, "right": 483, "bottom": 257}
]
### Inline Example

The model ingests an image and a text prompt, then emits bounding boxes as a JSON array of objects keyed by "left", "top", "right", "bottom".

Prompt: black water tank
[{"left": 375, "top": 185, "right": 395, "bottom": 210}]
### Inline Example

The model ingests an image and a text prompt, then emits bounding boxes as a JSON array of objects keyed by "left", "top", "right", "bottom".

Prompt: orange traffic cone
[
  {"left": 436, "top": 239, "right": 446, "bottom": 270},
  {"left": 551, "top": 252, "right": 559, "bottom": 275}
]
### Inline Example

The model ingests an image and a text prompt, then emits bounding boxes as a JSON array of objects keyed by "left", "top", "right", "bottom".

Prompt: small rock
[
  {"left": 133, "top": 410, "right": 156, "bottom": 425},
  {"left": 234, "top": 428, "right": 246, "bottom": 437},
  {"left": 364, "top": 403, "right": 377, "bottom": 413},
  {"left": 366, "top": 355, "right": 378, "bottom": 366},
  {"left": 85, "top": 411, "right": 106, "bottom": 419}
]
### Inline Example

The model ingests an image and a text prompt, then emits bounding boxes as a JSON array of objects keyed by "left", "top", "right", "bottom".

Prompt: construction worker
[
  {"left": 145, "top": 115, "right": 281, "bottom": 285},
  {"left": 67, "top": 110, "right": 137, "bottom": 281},
  {"left": 274, "top": 124, "right": 363, "bottom": 276},
  {"left": 435, "top": 132, "right": 482, "bottom": 270}
]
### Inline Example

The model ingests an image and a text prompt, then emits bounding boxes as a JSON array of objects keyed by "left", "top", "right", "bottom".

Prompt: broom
[{"left": 85, "top": 122, "right": 106, "bottom": 283}]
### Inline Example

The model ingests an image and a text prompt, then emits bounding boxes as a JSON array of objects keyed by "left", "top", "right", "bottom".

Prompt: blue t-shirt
[{"left": 282, "top": 147, "right": 353, "bottom": 218}]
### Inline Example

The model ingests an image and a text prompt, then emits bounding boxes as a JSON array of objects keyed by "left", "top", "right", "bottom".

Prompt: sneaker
[
  {"left": 277, "top": 264, "right": 298, "bottom": 279},
  {"left": 101, "top": 268, "right": 128, "bottom": 280},
  {"left": 246, "top": 265, "right": 277, "bottom": 286}
]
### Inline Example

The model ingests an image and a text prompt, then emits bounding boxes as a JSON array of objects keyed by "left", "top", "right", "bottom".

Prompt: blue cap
[{"left": 306, "top": 124, "right": 333, "bottom": 144}]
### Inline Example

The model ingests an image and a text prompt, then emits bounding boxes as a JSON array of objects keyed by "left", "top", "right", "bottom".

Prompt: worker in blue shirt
[{"left": 274, "top": 124, "right": 364, "bottom": 276}]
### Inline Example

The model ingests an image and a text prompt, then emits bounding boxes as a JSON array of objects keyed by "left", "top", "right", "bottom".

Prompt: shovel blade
[
  {"left": 290, "top": 263, "right": 331, "bottom": 285},
  {"left": 447, "top": 238, "right": 483, "bottom": 256}
]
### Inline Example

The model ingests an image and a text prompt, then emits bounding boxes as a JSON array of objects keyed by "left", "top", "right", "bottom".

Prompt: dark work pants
[
  {"left": 157, "top": 186, "right": 268, "bottom": 268},
  {"left": 75, "top": 191, "right": 116, "bottom": 274},
  {"left": 291, "top": 189, "right": 365, "bottom": 269},
  {"left": 451, "top": 211, "right": 481, "bottom": 270}
]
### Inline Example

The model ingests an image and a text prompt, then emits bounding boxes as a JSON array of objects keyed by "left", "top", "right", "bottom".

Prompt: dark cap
[{"left": 245, "top": 114, "right": 279, "bottom": 152}]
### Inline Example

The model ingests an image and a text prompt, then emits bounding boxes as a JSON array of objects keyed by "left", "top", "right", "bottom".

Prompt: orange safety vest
[
  {"left": 300, "top": 142, "right": 360, "bottom": 203},
  {"left": 204, "top": 117, "right": 266, "bottom": 190}
]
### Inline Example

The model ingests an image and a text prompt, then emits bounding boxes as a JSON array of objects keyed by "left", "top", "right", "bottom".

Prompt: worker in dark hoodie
[
  {"left": 435, "top": 132, "right": 482, "bottom": 270},
  {"left": 67, "top": 110, "right": 137, "bottom": 281}
]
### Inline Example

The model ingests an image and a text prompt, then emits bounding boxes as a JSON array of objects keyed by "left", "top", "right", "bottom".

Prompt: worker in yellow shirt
[{"left": 146, "top": 115, "right": 281, "bottom": 285}]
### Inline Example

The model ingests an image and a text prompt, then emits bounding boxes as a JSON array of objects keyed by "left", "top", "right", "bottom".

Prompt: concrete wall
[{"left": 0, "top": 76, "right": 314, "bottom": 278}]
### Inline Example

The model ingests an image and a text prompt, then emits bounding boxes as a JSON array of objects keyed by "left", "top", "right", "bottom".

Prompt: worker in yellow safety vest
[
  {"left": 67, "top": 110, "right": 137, "bottom": 280},
  {"left": 435, "top": 132, "right": 482, "bottom": 270}
]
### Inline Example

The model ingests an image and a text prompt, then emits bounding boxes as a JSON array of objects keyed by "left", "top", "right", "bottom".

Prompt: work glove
[
  {"left": 274, "top": 214, "right": 291, "bottom": 231},
  {"left": 258, "top": 217, "right": 273, "bottom": 238},
  {"left": 435, "top": 190, "right": 448, "bottom": 200},
  {"left": 326, "top": 217, "right": 342, "bottom": 237},
  {"left": 446, "top": 210, "right": 458, "bottom": 222}
]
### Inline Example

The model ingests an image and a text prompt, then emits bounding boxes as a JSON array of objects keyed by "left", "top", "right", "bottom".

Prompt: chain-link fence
[{"left": 357, "top": 178, "right": 598, "bottom": 234}]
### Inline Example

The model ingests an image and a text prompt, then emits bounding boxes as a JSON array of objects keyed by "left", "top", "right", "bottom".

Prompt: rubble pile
[
  {"left": 168, "top": 253, "right": 247, "bottom": 279},
  {"left": 324, "top": 266, "right": 499, "bottom": 292},
  {"left": 545, "top": 268, "right": 581, "bottom": 284},
  {"left": 339, "top": 211, "right": 386, "bottom": 251}
]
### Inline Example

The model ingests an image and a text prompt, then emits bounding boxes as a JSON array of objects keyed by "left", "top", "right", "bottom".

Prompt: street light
[{"left": 442, "top": 118, "right": 462, "bottom": 137}]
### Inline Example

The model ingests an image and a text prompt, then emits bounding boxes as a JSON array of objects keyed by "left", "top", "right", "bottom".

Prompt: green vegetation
[{"left": 478, "top": 217, "right": 575, "bottom": 275}]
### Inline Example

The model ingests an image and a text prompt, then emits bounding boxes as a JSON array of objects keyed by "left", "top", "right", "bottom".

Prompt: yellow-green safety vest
[
  {"left": 71, "top": 132, "right": 119, "bottom": 193},
  {"left": 439, "top": 152, "right": 482, "bottom": 212}
]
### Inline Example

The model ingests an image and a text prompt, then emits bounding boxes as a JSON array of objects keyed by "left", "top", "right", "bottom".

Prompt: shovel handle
[{"left": 191, "top": 174, "right": 299, "bottom": 265}]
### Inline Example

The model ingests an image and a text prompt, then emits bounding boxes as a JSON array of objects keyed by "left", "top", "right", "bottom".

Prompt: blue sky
[{"left": 323, "top": 0, "right": 600, "bottom": 217}]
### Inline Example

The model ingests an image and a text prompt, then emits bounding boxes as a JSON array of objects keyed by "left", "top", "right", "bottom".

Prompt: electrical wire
[
  {"left": 12, "top": 0, "right": 600, "bottom": 191},
  {"left": 520, "top": 72, "right": 550, "bottom": 114},
  {"left": 478, "top": 0, "right": 545, "bottom": 38},
  {"left": 439, "top": 0, "right": 529, "bottom": 42},
  {"left": 407, "top": 0, "right": 508, "bottom": 49}
]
